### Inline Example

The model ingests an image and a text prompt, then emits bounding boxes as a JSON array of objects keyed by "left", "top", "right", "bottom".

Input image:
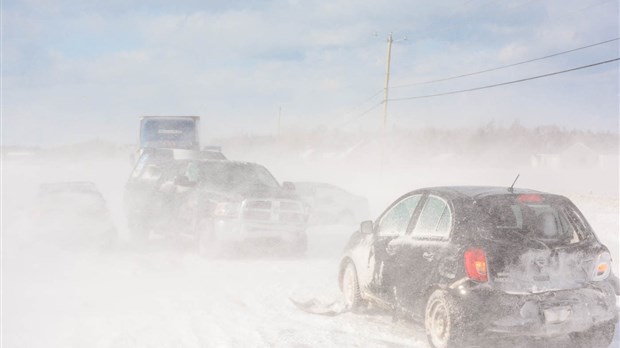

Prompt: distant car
[
  {"left": 33, "top": 182, "right": 117, "bottom": 248},
  {"left": 339, "top": 186, "right": 617, "bottom": 348},
  {"left": 201, "top": 146, "right": 227, "bottom": 160},
  {"left": 293, "top": 182, "right": 369, "bottom": 225}
]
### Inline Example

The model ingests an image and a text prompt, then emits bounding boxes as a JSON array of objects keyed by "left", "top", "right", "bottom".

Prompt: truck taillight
[
  {"left": 464, "top": 248, "right": 488, "bottom": 282},
  {"left": 592, "top": 252, "right": 612, "bottom": 281}
]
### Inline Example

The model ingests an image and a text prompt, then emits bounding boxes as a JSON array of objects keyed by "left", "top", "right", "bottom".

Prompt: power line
[
  {"left": 389, "top": 58, "right": 619, "bottom": 102},
  {"left": 333, "top": 101, "right": 383, "bottom": 129},
  {"left": 355, "top": 89, "right": 384, "bottom": 107},
  {"left": 326, "top": 88, "right": 383, "bottom": 128},
  {"left": 391, "top": 38, "right": 619, "bottom": 88}
]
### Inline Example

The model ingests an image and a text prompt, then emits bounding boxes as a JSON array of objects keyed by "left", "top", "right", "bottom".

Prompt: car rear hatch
[{"left": 473, "top": 193, "right": 612, "bottom": 294}]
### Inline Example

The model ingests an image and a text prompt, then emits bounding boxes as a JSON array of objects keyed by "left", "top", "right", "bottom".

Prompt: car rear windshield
[{"left": 477, "top": 194, "right": 591, "bottom": 246}]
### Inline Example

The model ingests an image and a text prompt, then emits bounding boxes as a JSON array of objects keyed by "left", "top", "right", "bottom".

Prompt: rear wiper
[{"left": 493, "top": 228, "right": 551, "bottom": 250}]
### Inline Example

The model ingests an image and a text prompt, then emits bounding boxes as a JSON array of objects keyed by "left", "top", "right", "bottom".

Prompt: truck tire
[{"left": 197, "top": 219, "right": 221, "bottom": 258}]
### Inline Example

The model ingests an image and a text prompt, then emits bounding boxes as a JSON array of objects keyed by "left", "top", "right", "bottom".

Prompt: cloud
[{"left": 2, "top": 0, "right": 618, "bottom": 145}]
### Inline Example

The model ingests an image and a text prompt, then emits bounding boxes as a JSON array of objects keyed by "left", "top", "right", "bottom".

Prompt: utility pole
[{"left": 382, "top": 32, "right": 393, "bottom": 139}]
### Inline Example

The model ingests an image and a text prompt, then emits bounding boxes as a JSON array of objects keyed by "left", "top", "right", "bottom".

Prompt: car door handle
[{"left": 423, "top": 252, "right": 434, "bottom": 261}]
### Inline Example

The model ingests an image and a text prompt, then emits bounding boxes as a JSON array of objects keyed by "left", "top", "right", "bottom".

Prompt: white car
[
  {"left": 33, "top": 182, "right": 117, "bottom": 249},
  {"left": 294, "top": 182, "right": 370, "bottom": 225}
]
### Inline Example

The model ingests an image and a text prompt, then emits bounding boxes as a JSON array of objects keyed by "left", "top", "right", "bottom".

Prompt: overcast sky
[{"left": 3, "top": 0, "right": 619, "bottom": 145}]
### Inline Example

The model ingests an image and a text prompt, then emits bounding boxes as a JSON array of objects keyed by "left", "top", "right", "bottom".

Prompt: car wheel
[
  {"left": 424, "top": 290, "right": 466, "bottom": 348},
  {"left": 342, "top": 262, "right": 364, "bottom": 310},
  {"left": 101, "top": 228, "right": 118, "bottom": 250},
  {"left": 128, "top": 220, "right": 149, "bottom": 243},
  {"left": 197, "top": 219, "right": 220, "bottom": 258},
  {"left": 569, "top": 321, "right": 615, "bottom": 348}
]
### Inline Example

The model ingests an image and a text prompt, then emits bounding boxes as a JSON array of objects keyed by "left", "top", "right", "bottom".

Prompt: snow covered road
[{"left": 2, "top": 158, "right": 619, "bottom": 347}]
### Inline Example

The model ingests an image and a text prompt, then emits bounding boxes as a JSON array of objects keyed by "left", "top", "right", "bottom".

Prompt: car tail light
[
  {"left": 591, "top": 252, "right": 612, "bottom": 281},
  {"left": 516, "top": 194, "right": 544, "bottom": 203},
  {"left": 464, "top": 248, "right": 488, "bottom": 282}
]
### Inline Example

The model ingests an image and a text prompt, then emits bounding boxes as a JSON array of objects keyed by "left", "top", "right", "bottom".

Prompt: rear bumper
[
  {"left": 213, "top": 218, "right": 306, "bottom": 244},
  {"left": 452, "top": 281, "right": 617, "bottom": 338}
]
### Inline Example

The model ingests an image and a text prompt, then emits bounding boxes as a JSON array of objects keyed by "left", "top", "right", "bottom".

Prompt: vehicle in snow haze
[
  {"left": 32, "top": 181, "right": 117, "bottom": 248},
  {"left": 293, "top": 182, "right": 370, "bottom": 225},
  {"left": 338, "top": 186, "right": 617, "bottom": 348},
  {"left": 124, "top": 152, "right": 308, "bottom": 256},
  {"left": 140, "top": 116, "right": 200, "bottom": 150}
]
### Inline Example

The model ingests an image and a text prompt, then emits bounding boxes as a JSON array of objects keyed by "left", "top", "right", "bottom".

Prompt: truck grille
[{"left": 242, "top": 199, "right": 306, "bottom": 224}]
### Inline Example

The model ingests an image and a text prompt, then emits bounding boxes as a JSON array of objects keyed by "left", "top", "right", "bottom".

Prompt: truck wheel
[
  {"left": 197, "top": 219, "right": 220, "bottom": 258},
  {"left": 569, "top": 321, "right": 615, "bottom": 348},
  {"left": 290, "top": 232, "right": 308, "bottom": 256},
  {"left": 424, "top": 290, "right": 466, "bottom": 348}
]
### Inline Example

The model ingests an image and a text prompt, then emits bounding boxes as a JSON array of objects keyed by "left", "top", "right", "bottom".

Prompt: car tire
[
  {"left": 569, "top": 321, "right": 615, "bottom": 348},
  {"left": 197, "top": 219, "right": 221, "bottom": 258},
  {"left": 128, "top": 218, "right": 149, "bottom": 243},
  {"left": 424, "top": 290, "right": 466, "bottom": 348},
  {"left": 342, "top": 262, "right": 364, "bottom": 310}
]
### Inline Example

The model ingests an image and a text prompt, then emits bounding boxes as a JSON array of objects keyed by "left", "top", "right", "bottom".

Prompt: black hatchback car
[{"left": 339, "top": 186, "right": 617, "bottom": 348}]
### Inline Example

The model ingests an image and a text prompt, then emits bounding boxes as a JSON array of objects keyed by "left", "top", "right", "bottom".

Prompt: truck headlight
[{"left": 214, "top": 202, "right": 241, "bottom": 218}]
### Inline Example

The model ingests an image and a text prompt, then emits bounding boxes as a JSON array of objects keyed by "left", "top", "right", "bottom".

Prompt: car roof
[{"left": 421, "top": 186, "right": 546, "bottom": 199}]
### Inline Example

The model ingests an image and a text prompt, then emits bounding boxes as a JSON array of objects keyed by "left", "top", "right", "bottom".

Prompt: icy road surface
[{"left": 2, "top": 158, "right": 619, "bottom": 348}]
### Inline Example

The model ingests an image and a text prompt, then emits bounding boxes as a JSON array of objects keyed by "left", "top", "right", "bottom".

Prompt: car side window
[
  {"left": 413, "top": 195, "right": 452, "bottom": 238},
  {"left": 377, "top": 194, "right": 422, "bottom": 236}
]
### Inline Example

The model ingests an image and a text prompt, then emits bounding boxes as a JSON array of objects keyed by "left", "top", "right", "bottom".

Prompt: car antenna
[{"left": 508, "top": 174, "right": 520, "bottom": 193}]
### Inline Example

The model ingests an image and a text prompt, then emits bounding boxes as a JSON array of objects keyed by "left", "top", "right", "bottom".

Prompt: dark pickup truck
[{"left": 124, "top": 151, "right": 308, "bottom": 255}]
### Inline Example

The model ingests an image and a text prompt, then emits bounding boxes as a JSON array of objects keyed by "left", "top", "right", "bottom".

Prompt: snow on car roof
[{"left": 422, "top": 186, "right": 545, "bottom": 199}]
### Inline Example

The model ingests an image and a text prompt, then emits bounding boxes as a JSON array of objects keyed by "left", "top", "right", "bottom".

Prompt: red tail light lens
[{"left": 464, "top": 248, "right": 488, "bottom": 282}]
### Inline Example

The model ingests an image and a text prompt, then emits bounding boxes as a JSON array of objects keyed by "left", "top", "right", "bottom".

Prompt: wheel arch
[{"left": 420, "top": 284, "right": 450, "bottom": 315}]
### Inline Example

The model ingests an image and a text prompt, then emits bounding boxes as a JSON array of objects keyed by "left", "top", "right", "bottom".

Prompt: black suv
[
  {"left": 124, "top": 151, "right": 308, "bottom": 255},
  {"left": 339, "top": 186, "right": 617, "bottom": 348}
]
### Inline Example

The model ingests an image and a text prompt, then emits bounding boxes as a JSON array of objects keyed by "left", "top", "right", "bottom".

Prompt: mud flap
[{"left": 289, "top": 298, "right": 349, "bottom": 316}]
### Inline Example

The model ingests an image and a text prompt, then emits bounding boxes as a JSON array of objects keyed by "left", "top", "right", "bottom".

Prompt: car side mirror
[
  {"left": 174, "top": 175, "right": 195, "bottom": 187},
  {"left": 360, "top": 220, "right": 374, "bottom": 235},
  {"left": 283, "top": 181, "right": 296, "bottom": 191}
]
